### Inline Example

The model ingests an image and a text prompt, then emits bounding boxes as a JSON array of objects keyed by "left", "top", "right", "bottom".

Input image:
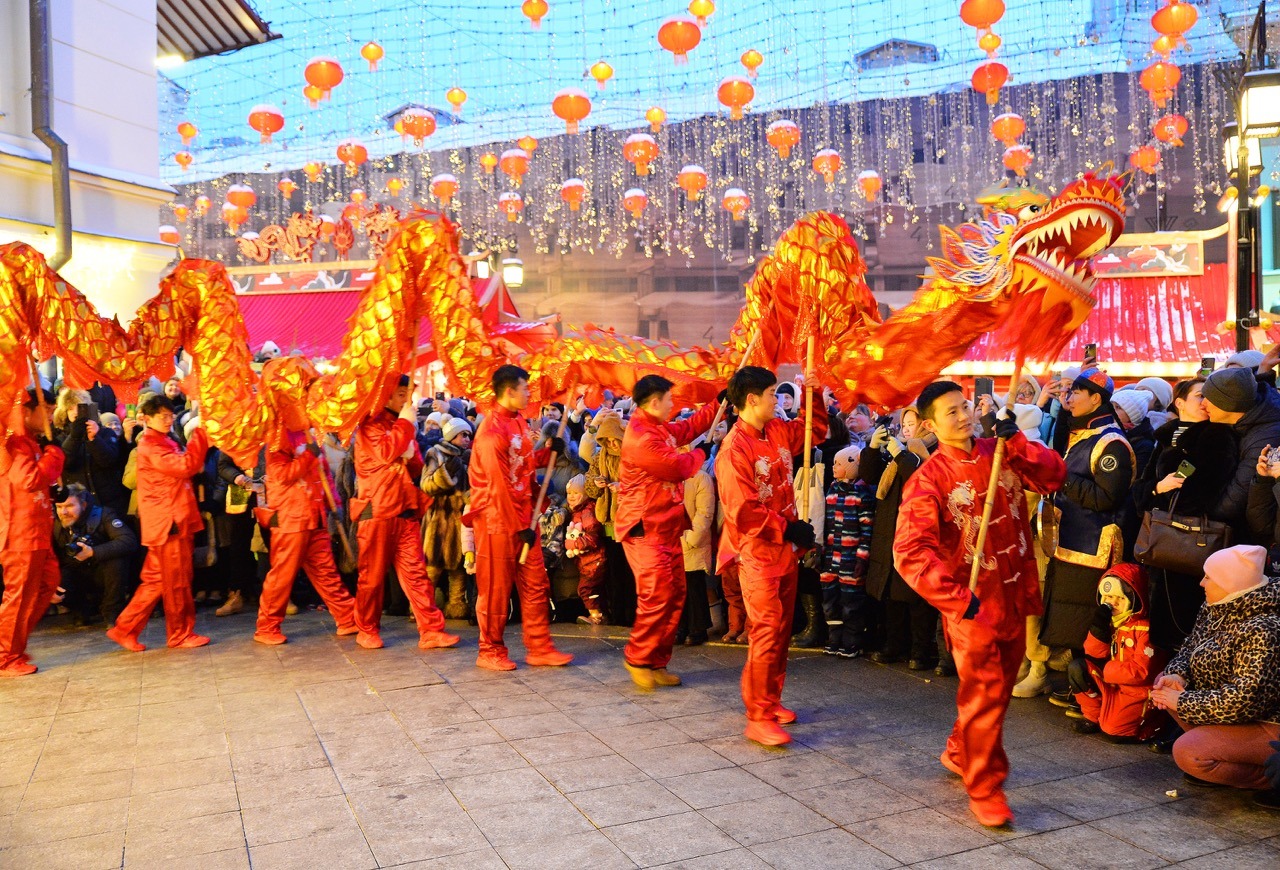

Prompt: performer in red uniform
[
  {"left": 717, "top": 366, "right": 827, "bottom": 746},
  {"left": 617, "top": 375, "right": 717, "bottom": 689},
  {"left": 350, "top": 375, "right": 459, "bottom": 651},
  {"left": 463, "top": 365, "right": 573, "bottom": 671},
  {"left": 0, "top": 388, "right": 65, "bottom": 675},
  {"left": 254, "top": 425, "right": 358, "bottom": 644},
  {"left": 894, "top": 381, "right": 1065, "bottom": 827},
  {"left": 108, "top": 395, "right": 210, "bottom": 651}
]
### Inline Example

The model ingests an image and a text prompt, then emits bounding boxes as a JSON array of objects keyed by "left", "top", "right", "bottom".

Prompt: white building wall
[{"left": 0, "top": 0, "right": 174, "bottom": 321}]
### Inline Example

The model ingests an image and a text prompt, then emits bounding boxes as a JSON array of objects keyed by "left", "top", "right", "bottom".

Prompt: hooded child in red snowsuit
[
  {"left": 350, "top": 375, "right": 459, "bottom": 652},
  {"left": 894, "top": 381, "right": 1065, "bottom": 828},
  {"left": 108, "top": 394, "right": 210, "bottom": 652},
  {"left": 462, "top": 365, "right": 573, "bottom": 671},
  {"left": 617, "top": 374, "right": 718, "bottom": 690},
  {"left": 565, "top": 473, "right": 608, "bottom": 624},
  {"left": 717, "top": 366, "right": 827, "bottom": 748},
  {"left": 0, "top": 388, "right": 65, "bottom": 675}
]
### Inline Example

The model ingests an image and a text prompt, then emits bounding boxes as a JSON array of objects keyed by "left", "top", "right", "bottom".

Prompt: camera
[{"left": 65, "top": 534, "right": 93, "bottom": 557}]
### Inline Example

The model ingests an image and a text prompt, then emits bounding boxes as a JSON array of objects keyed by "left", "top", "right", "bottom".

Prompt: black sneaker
[
  {"left": 1183, "top": 773, "right": 1226, "bottom": 789},
  {"left": 1071, "top": 718, "right": 1100, "bottom": 734},
  {"left": 1049, "top": 690, "right": 1079, "bottom": 710},
  {"left": 934, "top": 661, "right": 957, "bottom": 677},
  {"left": 1064, "top": 706, "right": 1087, "bottom": 720},
  {"left": 1253, "top": 788, "right": 1280, "bottom": 811},
  {"left": 868, "top": 651, "right": 900, "bottom": 664},
  {"left": 838, "top": 647, "right": 863, "bottom": 659},
  {"left": 822, "top": 643, "right": 840, "bottom": 656}
]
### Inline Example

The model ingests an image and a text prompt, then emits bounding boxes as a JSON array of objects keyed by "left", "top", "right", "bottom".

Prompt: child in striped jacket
[{"left": 820, "top": 445, "right": 876, "bottom": 657}]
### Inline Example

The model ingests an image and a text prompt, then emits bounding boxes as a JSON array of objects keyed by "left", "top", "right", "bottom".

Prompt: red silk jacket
[
  {"left": 616, "top": 402, "right": 717, "bottom": 541},
  {"left": 464, "top": 405, "right": 549, "bottom": 534},
  {"left": 715, "top": 406, "right": 828, "bottom": 579},
  {"left": 352, "top": 411, "right": 423, "bottom": 521},
  {"left": 0, "top": 434, "right": 64, "bottom": 551},
  {"left": 265, "top": 430, "right": 330, "bottom": 533},
  {"left": 894, "top": 432, "right": 1065, "bottom": 637},
  {"left": 137, "top": 427, "right": 208, "bottom": 547}
]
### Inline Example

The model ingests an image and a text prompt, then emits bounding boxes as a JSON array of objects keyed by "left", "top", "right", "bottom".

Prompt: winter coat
[
  {"left": 862, "top": 441, "right": 929, "bottom": 602},
  {"left": 566, "top": 502, "right": 607, "bottom": 583},
  {"left": 1135, "top": 420, "right": 1239, "bottom": 520},
  {"left": 421, "top": 441, "right": 469, "bottom": 567},
  {"left": 1054, "top": 414, "right": 1134, "bottom": 569},
  {"left": 819, "top": 478, "right": 875, "bottom": 586},
  {"left": 1124, "top": 418, "right": 1157, "bottom": 490},
  {"left": 1079, "top": 563, "right": 1168, "bottom": 739},
  {"left": 60, "top": 419, "right": 126, "bottom": 515},
  {"left": 681, "top": 469, "right": 716, "bottom": 574},
  {"left": 1162, "top": 578, "right": 1280, "bottom": 726},
  {"left": 616, "top": 403, "right": 716, "bottom": 542},
  {"left": 53, "top": 505, "right": 139, "bottom": 570},
  {"left": 1221, "top": 385, "right": 1280, "bottom": 529}
]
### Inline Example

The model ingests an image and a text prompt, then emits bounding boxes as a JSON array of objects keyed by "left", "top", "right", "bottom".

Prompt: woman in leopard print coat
[{"left": 1152, "top": 545, "right": 1280, "bottom": 789}]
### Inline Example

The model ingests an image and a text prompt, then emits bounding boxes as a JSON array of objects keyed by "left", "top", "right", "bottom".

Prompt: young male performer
[
  {"left": 616, "top": 375, "right": 717, "bottom": 689},
  {"left": 894, "top": 381, "right": 1065, "bottom": 827},
  {"left": 463, "top": 365, "right": 573, "bottom": 671},
  {"left": 254, "top": 422, "right": 358, "bottom": 645},
  {"left": 0, "top": 389, "right": 65, "bottom": 675},
  {"left": 717, "top": 366, "right": 827, "bottom": 746},
  {"left": 108, "top": 394, "right": 210, "bottom": 651},
  {"left": 350, "top": 375, "right": 459, "bottom": 651}
]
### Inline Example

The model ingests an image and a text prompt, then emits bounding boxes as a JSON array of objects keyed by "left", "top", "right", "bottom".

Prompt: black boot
[{"left": 792, "top": 592, "right": 828, "bottom": 648}]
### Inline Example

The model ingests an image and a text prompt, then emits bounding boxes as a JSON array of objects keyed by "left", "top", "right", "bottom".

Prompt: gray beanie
[
  {"left": 1203, "top": 366, "right": 1258, "bottom": 413},
  {"left": 1225, "top": 349, "right": 1265, "bottom": 370}
]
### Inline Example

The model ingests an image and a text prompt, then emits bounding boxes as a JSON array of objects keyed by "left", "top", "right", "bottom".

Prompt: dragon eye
[{"left": 1017, "top": 204, "right": 1042, "bottom": 220}]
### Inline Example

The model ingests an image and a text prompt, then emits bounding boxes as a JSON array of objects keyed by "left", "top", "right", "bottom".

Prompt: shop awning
[
  {"left": 158, "top": 0, "right": 279, "bottom": 62},
  {"left": 951, "top": 263, "right": 1233, "bottom": 377}
]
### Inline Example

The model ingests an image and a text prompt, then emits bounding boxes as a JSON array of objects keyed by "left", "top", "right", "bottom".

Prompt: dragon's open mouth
[{"left": 1013, "top": 199, "right": 1125, "bottom": 301}]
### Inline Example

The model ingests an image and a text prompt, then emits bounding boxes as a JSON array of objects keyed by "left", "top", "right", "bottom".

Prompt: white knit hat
[
  {"left": 425, "top": 411, "right": 447, "bottom": 428},
  {"left": 1012, "top": 403, "right": 1043, "bottom": 441},
  {"left": 1111, "top": 390, "right": 1149, "bottom": 426},
  {"left": 1135, "top": 377, "right": 1173, "bottom": 410},
  {"left": 441, "top": 417, "right": 472, "bottom": 443}
]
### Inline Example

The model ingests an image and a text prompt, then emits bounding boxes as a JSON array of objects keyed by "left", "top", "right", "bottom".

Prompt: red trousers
[
  {"left": 114, "top": 533, "right": 198, "bottom": 647},
  {"left": 576, "top": 550, "right": 608, "bottom": 613},
  {"left": 622, "top": 539, "right": 686, "bottom": 669},
  {"left": 355, "top": 517, "right": 446, "bottom": 638},
  {"left": 473, "top": 518, "right": 554, "bottom": 658},
  {"left": 259, "top": 528, "right": 356, "bottom": 636},
  {"left": 739, "top": 566, "right": 798, "bottom": 721},
  {"left": 0, "top": 549, "right": 60, "bottom": 668},
  {"left": 721, "top": 561, "right": 749, "bottom": 636},
  {"left": 942, "top": 617, "right": 1025, "bottom": 803},
  {"left": 1077, "top": 681, "right": 1165, "bottom": 741}
]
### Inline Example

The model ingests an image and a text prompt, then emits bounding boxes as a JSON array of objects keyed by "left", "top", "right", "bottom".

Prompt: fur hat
[
  {"left": 442, "top": 417, "right": 471, "bottom": 443},
  {"left": 1110, "top": 390, "right": 1150, "bottom": 426}
]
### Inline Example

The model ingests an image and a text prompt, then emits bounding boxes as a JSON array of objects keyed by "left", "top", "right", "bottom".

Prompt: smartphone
[
  {"left": 1174, "top": 460, "right": 1196, "bottom": 480},
  {"left": 975, "top": 377, "right": 995, "bottom": 399},
  {"left": 1083, "top": 343, "right": 1098, "bottom": 368},
  {"left": 1198, "top": 356, "right": 1216, "bottom": 378},
  {"left": 125, "top": 403, "right": 137, "bottom": 417},
  {"left": 79, "top": 402, "right": 100, "bottom": 424},
  {"left": 435, "top": 391, "right": 445, "bottom": 401}
]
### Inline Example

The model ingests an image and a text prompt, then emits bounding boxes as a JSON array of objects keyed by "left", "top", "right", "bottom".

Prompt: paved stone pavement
[{"left": 2, "top": 612, "right": 1278, "bottom": 870}]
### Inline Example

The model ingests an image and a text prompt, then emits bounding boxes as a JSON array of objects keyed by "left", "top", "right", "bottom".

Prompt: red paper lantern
[
  {"left": 277, "top": 177, "right": 298, "bottom": 197},
  {"left": 1153, "top": 34, "right": 1179, "bottom": 59},
  {"left": 303, "top": 161, "right": 324, "bottom": 182},
  {"left": 247, "top": 104, "right": 284, "bottom": 144},
  {"left": 857, "top": 170, "right": 882, "bottom": 202},
  {"left": 688, "top": 0, "right": 715, "bottom": 25},
  {"left": 1002, "top": 145, "right": 1033, "bottom": 177},
  {"left": 227, "top": 184, "right": 257, "bottom": 208},
  {"left": 552, "top": 87, "right": 592, "bottom": 134},
  {"left": 1153, "top": 113, "right": 1189, "bottom": 147},
  {"left": 1130, "top": 145, "right": 1161, "bottom": 175},
  {"left": 978, "top": 31, "right": 1002, "bottom": 57},
  {"left": 174, "top": 151, "right": 193, "bottom": 171},
  {"left": 398, "top": 107, "right": 436, "bottom": 146},
  {"left": 304, "top": 57, "right": 344, "bottom": 100},
  {"left": 518, "top": 135, "right": 539, "bottom": 153},
  {"left": 221, "top": 202, "right": 248, "bottom": 232},
  {"left": 522, "top": 0, "right": 548, "bottom": 30},
  {"left": 623, "top": 133, "right": 659, "bottom": 176},
  {"left": 721, "top": 188, "right": 750, "bottom": 220},
  {"left": 350, "top": 189, "right": 367, "bottom": 205},
  {"left": 159, "top": 225, "right": 180, "bottom": 245},
  {"left": 971, "top": 61, "right": 1008, "bottom": 106},
  {"left": 766, "top": 120, "right": 801, "bottom": 158},
  {"left": 303, "top": 84, "right": 325, "bottom": 108},
  {"left": 479, "top": 152, "right": 498, "bottom": 173},
  {"left": 177, "top": 121, "right": 198, "bottom": 145},
  {"left": 498, "top": 191, "right": 524, "bottom": 222},
  {"left": 645, "top": 106, "right": 666, "bottom": 133},
  {"left": 718, "top": 76, "right": 754, "bottom": 120},
  {"left": 318, "top": 215, "right": 335, "bottom": 239},
  {"left": 500, "top": 148, "right": 530, "bottom": 187},
  {"left": 431, "top": 173, "right": 458, "bottom": 202},
  {"left": 336, "top": 139, "right": 368, "bottom": 175},
  {"left": 677, "top": 164, "right": 707, "bottom": 201},
  {"left": 622, "top": 188, "right": 649, "bottom": 219},
  {"left": 560, "top": 178, "right": 586, "bottom": 211},
  {"left": 446, "top": 86, "right": 467, "bottom": 114},
  {"left": 173, "top": 204, "right": 190, "bottom": 223},
  {"left": 741, "top": 49, "right": 763, "bottom": 78},
  {"left": 385, "top": 178, "right": 405, "bottom": 197},
  {"left": 360, "top": 41, "right": 384, "bottom": 72},
  {"left": 960, "top": 0, "right": 1004, "bottom": 31},
  {"left": 1152, "top": 1, "right": 1198, "bottom": 39},
  {"left": 342, "top": 203, "right": 365, "bottom": 224},
  {"left": 658, "top": 16, "right": 702, "bottom": 65},
  {"left": 194, "top": 195, "right": 211, "bottom": 216},
  {"left": 990, "top": 112, "right": 1025, "bottom": 147},
  {"left": 1141, "top": 61, "right": 1181, "bottom": 108},
  {"left": 812, "top": 149, "right": 842, "bottom": 184}
]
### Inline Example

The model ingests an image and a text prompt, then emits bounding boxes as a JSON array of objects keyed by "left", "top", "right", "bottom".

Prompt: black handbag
[{"left": 1134, "top": 491, "right": 1232, "bottom": 576}]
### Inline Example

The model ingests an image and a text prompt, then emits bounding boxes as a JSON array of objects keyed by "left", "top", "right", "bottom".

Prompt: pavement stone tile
[
  {"left": 748, "top": 827, "right": 902, "bottom": 870},
  {"left": 496, "top": 829, "right": 638, "bottom": 870},
  {"left": 424, "top": 741, "right": 530, "bottom": 778},
  {"left": 541, "top": 753, "right": 650, "bottom": 793},
  {"left": 844, "top": 806, "right": 995, "bottom": 864},
  {"left": 623, "top": 740, "right": 737, "bottom": 778},
  {"left": 245, "top": 829, "right": 377, "bottom": 870},
  {"left": 348, "top": 783, "right": 490, "bottom": 865},
  {"left": 791, "top": 776, "right": 924, "bottom": 826},
  {"left": 1005, "top": 824, "right": 1169, "bottom": 870},
  {"left": 447, "top": 765, "right": 559, "bottom": 809},
  {"left": 1170, "top": 840, "right": 1280, "bottom": 869},
  {"left": 659, "top": 766, "right": 781, "bottom": 809},
  {"left": 700, "top": 793, "right": 835, "bottom": 847},
  {"left": 604, "top": 809, "right": 741, "bottom": 866},
  {"left": 467, "top": 794, "right": 596, "bottom": 846},
  {"left": 569, "top": 779, "right": 692, "bottom": 827},
  {"left": 0, "top": 830, "right": 125, "bottom": 870}
]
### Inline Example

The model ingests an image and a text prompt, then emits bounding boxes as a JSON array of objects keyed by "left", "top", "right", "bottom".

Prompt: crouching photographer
[{"left": 53, "top": 485, "right": 138, "bottom": 626}]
